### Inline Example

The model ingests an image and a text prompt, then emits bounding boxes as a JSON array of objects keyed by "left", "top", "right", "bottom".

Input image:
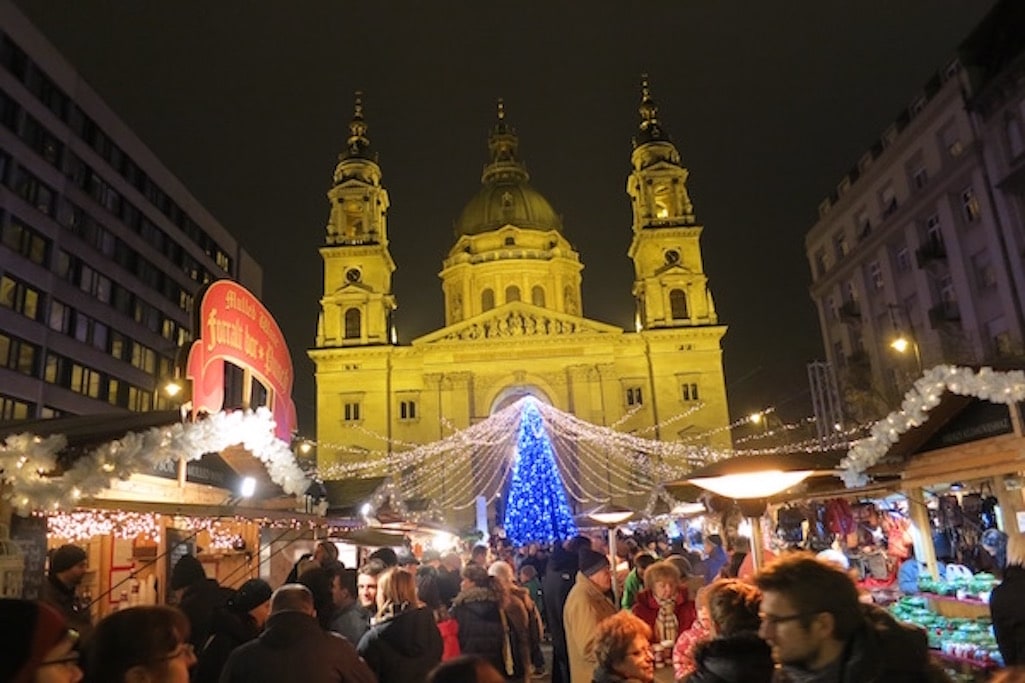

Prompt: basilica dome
[{"left": 454, "top": 100, "right": 562, "bottom": 237}]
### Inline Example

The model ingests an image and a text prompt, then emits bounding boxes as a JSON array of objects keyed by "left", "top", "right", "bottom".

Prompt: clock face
[
  {"left": 665, "top": 249, "right": 680, "bottom": 265},
  {"left": 345, "top": 268, "right": 362, "bottom": 283}
]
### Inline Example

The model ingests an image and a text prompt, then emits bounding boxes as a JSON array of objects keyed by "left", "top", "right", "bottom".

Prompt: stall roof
[{"left": 323, "top": 476, "right": 389, "bottom": 516}]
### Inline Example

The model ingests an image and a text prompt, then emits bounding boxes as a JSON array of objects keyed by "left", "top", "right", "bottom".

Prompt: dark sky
[{"left": 13, "top": 1, "right": 997, "bottom": 434}]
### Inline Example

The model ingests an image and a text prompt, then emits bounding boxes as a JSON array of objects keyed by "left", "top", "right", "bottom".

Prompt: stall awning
[{"left": 323, "top": 476, "right": 389, "bottom": 517}]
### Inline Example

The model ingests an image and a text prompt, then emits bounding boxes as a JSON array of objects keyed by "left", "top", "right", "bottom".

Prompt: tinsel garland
[
  {"left": 0, "top": 407, "right": 309, "bottom": 514},
  {"left": 840, "top": 365, "right": 1025, "bottom": 487}
]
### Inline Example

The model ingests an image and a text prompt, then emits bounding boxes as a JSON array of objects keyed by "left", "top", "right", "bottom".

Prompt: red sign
[{"left": 186, "top": 280, "right": 296, "bottom": 440}]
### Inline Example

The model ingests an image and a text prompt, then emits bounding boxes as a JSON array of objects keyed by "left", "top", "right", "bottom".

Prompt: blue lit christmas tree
[{"left": 503, "top": 399, "right": 578, "bottom": 545}]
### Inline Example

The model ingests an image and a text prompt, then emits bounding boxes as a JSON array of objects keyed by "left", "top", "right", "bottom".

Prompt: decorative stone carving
[{"left": 438, "top": 310, "right": 597, "bottom": 341}]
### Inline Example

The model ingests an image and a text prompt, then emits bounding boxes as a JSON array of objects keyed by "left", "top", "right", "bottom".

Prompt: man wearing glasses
[{"left": 754, "top": 555, "right": 948, "bottom": 682}]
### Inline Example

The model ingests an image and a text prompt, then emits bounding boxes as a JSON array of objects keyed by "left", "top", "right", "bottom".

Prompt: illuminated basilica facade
[{"left": 309, "top": 84, "right": 731, "bottom": 502}]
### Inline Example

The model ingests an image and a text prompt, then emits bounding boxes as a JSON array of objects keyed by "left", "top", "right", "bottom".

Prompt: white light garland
[
  {"left": 840, "top": 365, "right": 1025, "bottom": 487},
  {"left": 1, "top": 408, "right": 310, "bottom": 514}
]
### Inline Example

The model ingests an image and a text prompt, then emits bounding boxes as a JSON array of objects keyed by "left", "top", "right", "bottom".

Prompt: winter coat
[
  {"left": 544, "top": 544, "right": 581, "bottom": 683},
  {"left": 631, "top": 586, "right": 697, "bottom": 642},
  {"left": 40, "top": 575, "right": 92, "bottom": 643},
  {"left": 773, "top": 603, "right": 950, "bottom": 683},
  {"left": 683, "top": 632, "right": 773, "bottom": 683},
  {"left": 620, "top": 568, "right": 644, "bottom": 610},
  {"left": 991, "top": 564, "right": 1025, "bottom": 666},
  {"left": 357, "top": 605, "right": 443, "bottom": 683},
  {"left": 564, "top": 572, "right": 618, "bottom": 683},
  {"left": 194, "top": 608, "right": 260, "bottom": 683},
  {"left": 591, "top": 667, "right": 642, "bottom": 683},
  {"left": 452, "top": 585, "right": 529, "bottom": 681},
  {"left": 219, "top": 610, "right": 377, "bottom": 683},
  {"left": 180, "top": 578, "right": 233, "bottom": 651},
  {"left": 330, "top": 602, "right": 370, "bottom": 646}
]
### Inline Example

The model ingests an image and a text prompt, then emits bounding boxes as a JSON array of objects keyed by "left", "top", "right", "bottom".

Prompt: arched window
[
  {"left": 531, "top": 285, "right": 546, "bottom": 307},
  {"left": 670, "top": 289, "right": 688, "bottom": 320},
  {"left": 505, "top": 285, "right": 520, "bottom": 303},
  {"left": 344, "top": 308, "right": 361, "bottom": 339},
  {"left": 481, "top": 288, "right": 495, "bottom": 311}
]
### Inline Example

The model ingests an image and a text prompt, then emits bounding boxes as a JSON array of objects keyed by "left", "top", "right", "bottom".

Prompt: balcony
[
  {"left": 916, "top": 240, "right": 947, "bottom": 267},
  {"left": 838, "top": 300, "right": 861, "bottom": 322},
  {"left": 928, "top": 302, "right": 961, "bottom": 328}
]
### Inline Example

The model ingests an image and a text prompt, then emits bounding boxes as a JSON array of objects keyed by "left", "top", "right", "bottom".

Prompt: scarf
[{"left": 655, "top": 596, "right": 679, "bottom": 643}]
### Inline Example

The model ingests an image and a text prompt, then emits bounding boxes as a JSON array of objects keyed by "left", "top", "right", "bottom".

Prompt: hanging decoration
[
  {"left": 0, "top": 408, "right": 310, "bottom": 514},
  {"left": 840, "top": 365, "right": 1025, "bottom": 487},
  {"left": 503, "top": 399, "right": 578, "bottom": 545},
  {"left": 48, "top": 510, "right": 164, "bottom": 544}
]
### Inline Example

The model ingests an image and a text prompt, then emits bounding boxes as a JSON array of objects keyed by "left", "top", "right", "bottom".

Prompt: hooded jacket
[
  {"left": 179, "top": 577, "right": 233, "bottom": 651},
  {"left": 452, "top": 585, "right": 529, "bottom": 681},
  {"left": 219, "top": 610, "right": 377, "bottom": 683},
  {"left": 684, "top": 632, "right": 773, "bottom": 683},
  {"left": 356, "top": 605, "right": 443, "bottom": 683},
  {"left": 774, "top": 604, "right": 950, "bottom": 683}
]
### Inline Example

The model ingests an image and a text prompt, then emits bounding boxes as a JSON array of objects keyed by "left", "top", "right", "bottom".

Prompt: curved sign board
[{"left": 185, "top": 280, "right": 296, "bottom": 441}]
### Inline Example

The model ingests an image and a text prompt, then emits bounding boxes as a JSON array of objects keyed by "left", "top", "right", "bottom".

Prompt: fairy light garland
[
  {"left": 0, "top": 408, "right": 309, "bottom": 514},
  {"left": 840, "top": 365, "right": 1025, "bottom": 487},
  {"left": 49, "top": 510, "right": 164, "bottom": 544}
]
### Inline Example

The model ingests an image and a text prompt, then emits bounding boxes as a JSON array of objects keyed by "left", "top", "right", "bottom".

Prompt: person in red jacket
[{"left": 631, "top": 560, "right": 696, "bottom": 645}]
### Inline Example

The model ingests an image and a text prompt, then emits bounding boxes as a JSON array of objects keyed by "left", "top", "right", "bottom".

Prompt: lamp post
[
  {"left": 890, "top": 336, "right": 923, "bottom": 375},
  {"left": 585, "top": 503, "right": 635, "bottom": 603}
]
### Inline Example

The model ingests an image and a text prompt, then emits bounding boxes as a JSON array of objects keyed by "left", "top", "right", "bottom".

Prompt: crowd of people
[{"left": 4, "top": 530, "right": 1025, "bottom": 683}]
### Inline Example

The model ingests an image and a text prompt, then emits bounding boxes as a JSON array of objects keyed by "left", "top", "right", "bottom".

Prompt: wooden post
[{"left": 907, "top": 487, "right": 939, "bottom": 580}]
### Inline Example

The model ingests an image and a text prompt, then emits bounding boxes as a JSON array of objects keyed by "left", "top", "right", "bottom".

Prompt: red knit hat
[{"left": 0, "top": 599, "right": 69, "bottom": 683}]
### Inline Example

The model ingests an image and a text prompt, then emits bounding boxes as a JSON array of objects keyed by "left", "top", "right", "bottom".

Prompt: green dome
[
  {"left": 455, "top": 179, "right": 562, "bottom": 236},
  {"left": 455, "top": 99, "right": 562, "bottom": 237}
]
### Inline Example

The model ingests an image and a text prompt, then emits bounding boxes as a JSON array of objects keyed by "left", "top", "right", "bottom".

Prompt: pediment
[{"left": 412, "top": 302, "right": 623, "bottom": 345}]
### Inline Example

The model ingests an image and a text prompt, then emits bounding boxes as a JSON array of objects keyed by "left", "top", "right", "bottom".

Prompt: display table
[{"left": 923, "top": 594, "right": 989, "bottom": 620}]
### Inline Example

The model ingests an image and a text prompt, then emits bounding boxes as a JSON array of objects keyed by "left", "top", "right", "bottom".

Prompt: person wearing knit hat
[
  {"left": 41, "top": 545, "right": 92, "bottom": 644},
  {"left": 170, "top": 553, "right": 234, "bottom": 652},
  {"left": 193, "top": 579, "right": 272, "bottom": 683},
  {"left": 0, "top": 598, "right": 82, "bottom": 683},
  {"left": 563, "top": 548, "right": 617, "bottom": 683}
]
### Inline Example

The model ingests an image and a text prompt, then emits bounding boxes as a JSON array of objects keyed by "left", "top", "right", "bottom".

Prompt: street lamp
[
  {"left": 585, "top": 503, "right": 635, "bottom": 603},
  {"left": 889, "top": 335, "right": 923, "bottom": 375}
]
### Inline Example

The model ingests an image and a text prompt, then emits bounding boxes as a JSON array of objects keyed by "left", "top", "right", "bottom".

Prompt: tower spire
[
  {"left": 343, "top": 90, "right": 372, "bottom": 159},
  {"left": 483, "top": 97, "right": 528, "bottom": 184},
  {"left": 636, "top": 74, "right": 665, "bottom": 145}
]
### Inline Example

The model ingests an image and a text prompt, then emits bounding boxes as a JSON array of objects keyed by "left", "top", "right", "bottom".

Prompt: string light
[
  {"left": 0, "top": 408, "right": 310, "bottom": 514},
  {"left": 49, "top": 510, "right": 164, "bottom": 544}
]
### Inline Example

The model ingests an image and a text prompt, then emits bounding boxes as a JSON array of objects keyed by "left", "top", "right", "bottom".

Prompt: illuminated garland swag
[{"left": 0, "top": 408, "right": 309, "bottom": 514}]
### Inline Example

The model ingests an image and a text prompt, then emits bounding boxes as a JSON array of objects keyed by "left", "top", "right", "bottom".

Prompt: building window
[
  {"left": 895, "top": 246, "right": 911, "bottom": 273},
  {"left": 344, "top": 402, "right": 361, "bottom": 422},
  {"left": 669, "top": 289, "right": 688, "bottom": 320},
  {"left": 880, "top": 184, "right": 897, "bottom": 217},
  {"left": 531, "top": 285, "right": 545, "bottom": 307},
  {"left": 853, "top": 209, "right": 871, "bottom": 239},
  {"left": 0, "top": 332, "right": 39, "bottom": 376},
  {"left": 2, "top": 215, "right": 50, "bottom": 266},
  {"left": 961, "top": 187, "right": 980, "bottom": 223},
  {"left": 505, "top": 285, "right": 520, "bottom": 303},
  {"left": 926, "top": 214, "right": 943, "bottom": 248},
  {"left": 681, "top": 383, "right": 699, "bottom": 402},
  {"left": 972, "top": 250, "right": 997, "bottom": 290},
  {"left": 481, "top": 288, "right": 495, "bottom": 312},
  {"left": 625, "top": 387, "right": 643, "bottom": 406},
  {"left": 833, "top": 231, "right": 849, "bottom": 259},
  {"left": 399, "top": 400, "right": 417, "bottom": 421},
  {"left": 911, "top": 166, "right": 928, "bottom": 190},
  {"left": 344, "top": 307, "right": 361, "bottom": 339},
  {"left": 813, "top": 248, "right": 827, "bottom": 278},
  {"left": 868, "top": 261, "right": 884, "bottom": 290},
  {"left": 0, "top": 274, "right": 41, "bottom": 321},
  {"left": 0, "top": 393, "right": 33, "bottom": 420},
  {"left": 825, "top": 296, "right": 838, "bottom": 321}
]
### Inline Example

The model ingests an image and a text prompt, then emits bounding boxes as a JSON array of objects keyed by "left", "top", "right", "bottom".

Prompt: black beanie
[
  {"left": 170, "top": 554, "right": 206, "bottom": 590},
  {"left": 49, "top": 544, "right": 87, "bottom": 576},
  {"left": 578, "top": 548, "right": 609, "bottom": 577},
  {"left": 228, "top": 579, "right": 272, "bottom": 614}
]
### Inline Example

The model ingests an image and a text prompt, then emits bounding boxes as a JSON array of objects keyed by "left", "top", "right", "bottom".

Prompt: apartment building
[
  {"left": 0, "top": 1, "right": 261, "bottom": 420},
  {"left": 805, "top": 2, "right": 1025, "bottom": 416}
]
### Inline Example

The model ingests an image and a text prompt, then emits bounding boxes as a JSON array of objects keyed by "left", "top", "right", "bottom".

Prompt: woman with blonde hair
[
  {"left": 592, "top": 611, "right": 655, "bottom": 683},
  {"left": 631, "top": 560, "right": 697, "bottom": 644},
  {"left": 357, "top": 568, "right": 443, "bottom": 683},
  {"left": 488, "top": 561, "right": 541, "bottom": 677}
]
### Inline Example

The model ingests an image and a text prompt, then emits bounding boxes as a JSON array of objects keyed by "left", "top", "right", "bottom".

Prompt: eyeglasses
[
  {"left": 154, "top": 643, "right": 196, "bottom": 663},
  {"left": 759, "top": 612, "right": 811, "bottom": 627}
]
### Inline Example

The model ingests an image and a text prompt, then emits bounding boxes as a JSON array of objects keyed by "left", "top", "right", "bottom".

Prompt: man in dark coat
[
  {"left": 543, "top": 536, "right": 591, "bottom": 683},
  {"left": 356, "top": 599, "right": 442, "bottom": 683},
  {"left": 219, "top": 584, "right": 377, "bottom": 683},
  {"left": 170, "top": 553, "right": 232, "bottom": 651},
  {"left": 755, "top": 554, "right": 949, "bottom": 682},
  {"left": 40, "top": 544, "right": 92, "bottom": 642},
  {"left": 990, "top": 536, "right": 1025, "bottom": 666}
]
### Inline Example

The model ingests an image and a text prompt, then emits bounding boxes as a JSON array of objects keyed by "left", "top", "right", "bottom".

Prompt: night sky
[{"left": 13, "top": 1, "right": 997, "bottom": 435}]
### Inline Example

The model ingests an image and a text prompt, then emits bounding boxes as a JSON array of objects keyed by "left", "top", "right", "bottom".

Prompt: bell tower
[
  {"left": 316, "top": 93, "right": 396, "bottom": 347},
  {"left": 627, "top": 76, "right": 717, "bottom": 331}
]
